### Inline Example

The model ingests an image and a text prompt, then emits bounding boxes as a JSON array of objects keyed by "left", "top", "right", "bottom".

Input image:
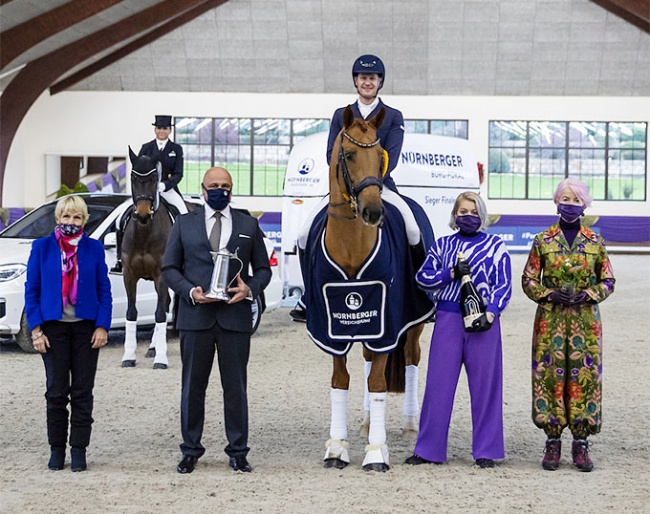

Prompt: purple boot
[
  {"left": 572, "top": 439, "right": 594, "bottom": 472},
  {"left": 542, "top": 438, "right": 561, "bottom": 471}
]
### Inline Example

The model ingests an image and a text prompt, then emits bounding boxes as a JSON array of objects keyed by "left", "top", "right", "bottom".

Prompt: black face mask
[{"left": 203, "top": 185, "right": 230, "bottom": 211}]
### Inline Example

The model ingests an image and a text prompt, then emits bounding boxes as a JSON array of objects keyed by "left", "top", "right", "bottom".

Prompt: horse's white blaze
[
  {"left": 152, "top": 322, "right": 168, "bottom": 366},
  {"left": 121, "top": 320, "right": 137, "bottom": 362}
]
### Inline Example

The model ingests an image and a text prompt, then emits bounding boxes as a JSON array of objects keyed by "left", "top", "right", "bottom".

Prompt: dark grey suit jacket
[{"left": 162, "top": 206, "right": 272, "bottom": 333}]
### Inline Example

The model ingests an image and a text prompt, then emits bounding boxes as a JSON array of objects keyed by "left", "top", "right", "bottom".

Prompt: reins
[{"left": 334, "top": 130, "right": 384, "bottom": 218}]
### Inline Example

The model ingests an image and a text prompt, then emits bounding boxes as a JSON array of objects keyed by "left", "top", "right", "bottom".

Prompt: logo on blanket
[
  {"left": 324, "top": 281, "right": 385, "bottom": 340},
  {"left": 345, "top": 292, "right": 363, "bottom": 310}
]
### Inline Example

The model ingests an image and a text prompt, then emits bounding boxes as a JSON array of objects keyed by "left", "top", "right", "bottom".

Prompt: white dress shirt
[{"left": 357, "top": 97, "right": 379, "bottom": 119}]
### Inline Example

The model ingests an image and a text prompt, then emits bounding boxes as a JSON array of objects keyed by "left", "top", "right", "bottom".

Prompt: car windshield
[{"left": 0, "top": 195, "right": 127, "bottom": 239}]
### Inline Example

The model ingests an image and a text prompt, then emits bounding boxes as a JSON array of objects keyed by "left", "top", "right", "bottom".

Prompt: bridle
[
  {"left": 131, "top": 166, "right": 159, "bottom": 215},
  {"left": 330, "top": 130, "right": 384, "bottom": 218}
]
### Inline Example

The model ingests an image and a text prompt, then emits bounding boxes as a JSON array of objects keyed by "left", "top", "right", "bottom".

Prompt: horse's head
[
  {"left": 129, "top": 146, "right": 159, "bottom": 222},
  {"left": 332, "top": 105, "right": 386, "bottom": 226}
]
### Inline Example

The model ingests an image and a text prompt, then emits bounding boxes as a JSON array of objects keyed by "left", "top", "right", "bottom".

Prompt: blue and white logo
[
  {"left": 298, "top": 158, "right": 315, "bottom": 175},
  {"left": 345, "top": 292, "right": 363, "bottom": 310}
]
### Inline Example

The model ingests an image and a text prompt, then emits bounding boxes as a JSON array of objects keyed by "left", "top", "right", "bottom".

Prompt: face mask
[
  {"left": 455, "top": 215, "right": 482, "bottom": 234},
  {"left": 203, "top": 186, "right": 230, "bottom": 211},
  {"left": 56, "top": 223, "right": 83, "bottom": 237},
  {"left": 557, "top": 203, "right": 584, "bottom": 222}
]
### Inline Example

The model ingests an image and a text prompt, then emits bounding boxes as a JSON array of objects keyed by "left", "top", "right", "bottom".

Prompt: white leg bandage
[
  {"left": 363, "top": 361, "right": 372, "bottom": 412},
  {"left": 330, "top": 388, "right": 348, "bottom": 441},
  {"left": 368, "top": 392, "right": 387, "bottom": 446},
  {"left": 152, "top": 322, "right": 168, "bottom": 366},
  {"left": 403, "top": 365, "right": 419, "bottom": 418},
  {"left": 122, "top": 320, "right": 137, "bottom": 362}
]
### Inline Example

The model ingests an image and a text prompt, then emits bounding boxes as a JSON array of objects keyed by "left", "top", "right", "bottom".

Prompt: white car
[{"left": 0, "top": 193, "right": 281, "bottom": 352}]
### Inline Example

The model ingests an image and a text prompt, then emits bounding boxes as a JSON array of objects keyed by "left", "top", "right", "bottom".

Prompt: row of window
[{"left": 173, "top": 117, "right": 647, "bottom": 201}]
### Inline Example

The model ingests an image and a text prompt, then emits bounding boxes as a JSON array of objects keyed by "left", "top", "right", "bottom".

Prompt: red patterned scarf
[{"left": 54, "top": 229, "right": 82, "bottom": 307}]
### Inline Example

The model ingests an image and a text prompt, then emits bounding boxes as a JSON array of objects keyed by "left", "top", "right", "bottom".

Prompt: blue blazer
[
  {"left": 139, "top": 139, "right": 184, "bottom": 193},
  {"left": 24, "top": 233, "right": 113, "bottom": 331},
  {"left": 326, "top": 99, "right": 405, "bottom": 192}
]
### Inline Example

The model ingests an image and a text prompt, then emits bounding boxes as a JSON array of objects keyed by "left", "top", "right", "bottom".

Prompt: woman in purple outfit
[{"left": 405, "top": 192, "right": 512, "bottom": 468}]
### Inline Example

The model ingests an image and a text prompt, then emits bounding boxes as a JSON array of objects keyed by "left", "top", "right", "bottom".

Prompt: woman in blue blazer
[{"left": 25, "top": 195, "right": 112, "bottom": 472}]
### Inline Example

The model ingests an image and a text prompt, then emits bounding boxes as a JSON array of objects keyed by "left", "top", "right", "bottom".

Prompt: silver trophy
[{"left": 205, "top": 249, "right": 243, "bottom": 300}]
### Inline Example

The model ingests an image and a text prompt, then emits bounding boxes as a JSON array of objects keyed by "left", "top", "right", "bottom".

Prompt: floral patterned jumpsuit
[{"left": 522, "top": 223, "right": 615, "bottom": 438}]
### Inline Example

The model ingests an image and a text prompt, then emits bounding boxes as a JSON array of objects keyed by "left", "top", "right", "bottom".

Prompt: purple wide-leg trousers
[{"left": 413, "top": 309, "right": 504, "bottom": 462}]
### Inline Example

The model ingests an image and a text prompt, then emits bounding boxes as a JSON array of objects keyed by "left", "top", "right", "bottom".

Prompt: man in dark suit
[{"left": 162, "top": 166, "right": 271, "bottom": 474}]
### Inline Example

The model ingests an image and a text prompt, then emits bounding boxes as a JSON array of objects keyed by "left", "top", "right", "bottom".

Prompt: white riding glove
[{"left": 158, "top": 183, "right": 166, "bottom": 193}]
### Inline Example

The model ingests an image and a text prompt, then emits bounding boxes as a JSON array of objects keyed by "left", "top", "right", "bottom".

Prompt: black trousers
[
  {"left": 179, "top": 322, "right": 250, "bottom": 459},
  {"left": 41, "top": 319, "right": 99, "bottom": 449}
]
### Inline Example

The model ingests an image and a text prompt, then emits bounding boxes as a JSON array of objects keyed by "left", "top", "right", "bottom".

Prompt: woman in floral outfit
[{"left": 522, "top": 178, "right": 615, "bottom": 472}]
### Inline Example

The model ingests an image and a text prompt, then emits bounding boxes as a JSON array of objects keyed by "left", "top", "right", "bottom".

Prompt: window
[
  {"left": 404, "top": 120, "right": 468, "bottom": 139},
  {"left": 488, "top": 121, "right": 647, "bottom": 201},
  {"left": 176, "top": 116, "right": 469, "bottom": 196}
]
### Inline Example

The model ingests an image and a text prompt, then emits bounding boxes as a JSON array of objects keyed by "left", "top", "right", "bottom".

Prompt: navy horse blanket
[{"left": 301, "top": 202, "right": 435, "bottom": 356}]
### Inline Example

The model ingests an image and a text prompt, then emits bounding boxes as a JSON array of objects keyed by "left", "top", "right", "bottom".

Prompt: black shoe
[
  {"left": 229, "top": 456, "right": 252, "bottom": 472},
  {"left": 405, "top": 454, "right": 440, "bottom": 465},
  {"left": 70, "top": 447, "right": 87, "bottom": 472},
  {"left": 177, "top": 455, "right": 199, "bottom": 474},
  {"left": 289, "top": 307, "right": 307, "bottom": 323},
  {"left": 475, "top": 458, "right": 495, "bottom": 468},
  {"left": 109, "top": 261, "right": 123, "bottom": 274},
  {"left": 48, "top": 447, "right": 65, "bottom": 470}
]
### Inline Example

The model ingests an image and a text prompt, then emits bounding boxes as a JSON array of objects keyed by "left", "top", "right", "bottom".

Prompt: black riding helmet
[{"left": 352, "top": 54, "right": 385, "bottom": 91}]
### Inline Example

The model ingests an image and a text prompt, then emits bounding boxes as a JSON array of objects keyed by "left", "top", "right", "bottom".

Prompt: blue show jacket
[
  {"left": 25, "top": 232, "right": 113, "bottom": 331},
  {"left": 326, "top": 99, "right": 405, "bottom": 192}
]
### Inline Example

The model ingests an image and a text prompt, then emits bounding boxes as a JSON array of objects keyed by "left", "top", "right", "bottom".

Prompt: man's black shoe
[
  {"left": 229, "top": 456, "right": 252, "bottom": 472},
  {"left": 109, "top": 261, "right": 123, "bottom": 274},
  {"left": 289, "top": 307, "right": 307, "bottom": 323},
  {"left": 177, "top": 455, "right": 198, "bottom": 474}
]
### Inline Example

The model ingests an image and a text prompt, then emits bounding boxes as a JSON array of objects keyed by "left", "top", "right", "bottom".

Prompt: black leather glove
[
  {"left": 548, "top": 290, "right": 574, "bottom": 306},
  {"left": 471, "top": 313, "right": 492, "bottom": 332},
  {"left": 453, "top": 260, "right": 471, "bottom": 279}
]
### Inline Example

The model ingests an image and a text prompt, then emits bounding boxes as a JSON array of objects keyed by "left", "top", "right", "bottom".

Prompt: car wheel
[
  {"left": 251, "top": 296, "right": 263, "bottom": 335},
  {"left": 16, "top": 311, "right": 37, "bottom": 354}
]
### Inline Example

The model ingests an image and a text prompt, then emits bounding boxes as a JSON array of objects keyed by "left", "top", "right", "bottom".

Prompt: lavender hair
[{"left": 553, "top": 178, "right": 593, "bottom": 207}]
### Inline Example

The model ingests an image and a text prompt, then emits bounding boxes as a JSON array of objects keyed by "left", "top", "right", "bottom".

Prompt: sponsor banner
[
  {"left": 324, "top": 281, "right": 386, "bottom": 340},
  {"left": 393, "top": 134, "right": 480, "bottom": 188},
  {"left": 282, "top": 132, "right": 330, "bottom": 197},
  {"left": 485, "top": 225, "right": 600, "bottom": 251}
]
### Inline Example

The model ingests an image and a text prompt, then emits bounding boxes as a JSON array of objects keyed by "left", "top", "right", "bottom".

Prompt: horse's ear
[
  {"left": 371, "top": 108, "right": 386, "bottom": 130},
  {"left": 343, "top": 105, "right": 355, "bottom": 129},
  {"left": 128, "top": 146, "right": 138, "bottom": 166}
]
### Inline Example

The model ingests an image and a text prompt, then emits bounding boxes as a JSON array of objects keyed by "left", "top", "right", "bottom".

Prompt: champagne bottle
[{"left": 457, "top": 252, "right": 485, "bottom": 332}]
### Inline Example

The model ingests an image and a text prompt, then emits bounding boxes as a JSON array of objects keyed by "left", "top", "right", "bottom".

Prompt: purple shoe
[
  {"left": 572, "top": 439, "right": 594, "bottom": 472},
  {"left": 542, "top": 438, "right": 561, "bottom": 471}
]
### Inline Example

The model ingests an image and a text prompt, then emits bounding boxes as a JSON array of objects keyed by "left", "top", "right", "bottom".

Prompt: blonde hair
[
  {"left": 449, "top": 191, "right": 488, "bottom": 231},
  {"left": 55, "top": 195, "right": 90, "bottom": 224}
]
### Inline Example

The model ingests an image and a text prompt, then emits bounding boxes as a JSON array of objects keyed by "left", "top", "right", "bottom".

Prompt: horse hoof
[
  {"left": 363, "top": 462, "right": 389, "bottom": 473},
  {"left": 324, "top": 458, "right": 348, "bottom": 469},
  {"left": 145, "top": 348, "right": 156, "bottom": 358},
  {"left": 121, "top": 360, "right": 136, "bottom": 368},
  {"left": 153, "top": 363, "right": 168, "bottom": 370}
]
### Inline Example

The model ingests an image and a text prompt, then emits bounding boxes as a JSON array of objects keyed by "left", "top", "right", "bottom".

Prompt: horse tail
[{"left": 385, "top": 334, "right": 406, "bottom": 393}]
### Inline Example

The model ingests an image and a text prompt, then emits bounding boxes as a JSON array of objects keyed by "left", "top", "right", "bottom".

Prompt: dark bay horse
[
  {"left": 120, "top": 147, "right": 172, "bottom": 369},
  {"left": 307, "top": 106, "right": 429, "bottom": 472}
]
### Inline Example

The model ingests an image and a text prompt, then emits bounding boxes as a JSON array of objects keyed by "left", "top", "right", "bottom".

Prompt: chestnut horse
[
  {"left": 120, "top": 147, "right": 172, "bottom": 369},
  {"left": 311, "top": 106, "right": 429, "bottom": 472}
]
